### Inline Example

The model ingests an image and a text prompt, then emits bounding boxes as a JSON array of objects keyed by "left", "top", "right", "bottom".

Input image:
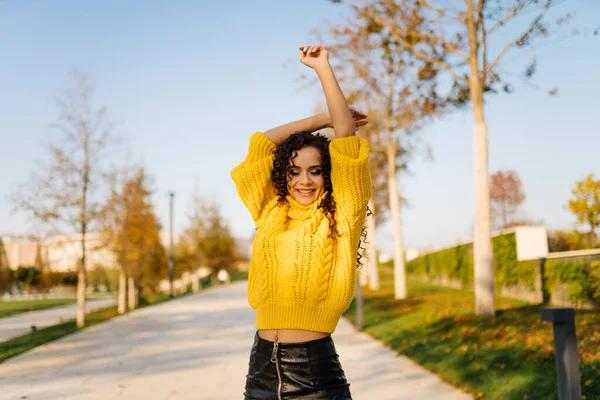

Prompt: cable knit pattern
[
  {"left": 329, "top": 136, "right": 372, "bottom": 224},
  {"left": 231, "top": 132, "right": 371, "bottom": 334},
  {"left": 306, "top": 219, "right": 333, "bottom": 303}
]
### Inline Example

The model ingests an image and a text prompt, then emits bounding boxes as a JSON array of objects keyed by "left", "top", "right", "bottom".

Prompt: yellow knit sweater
[{"left": 231, "top": 132, "right": 371, "bottom": 333}]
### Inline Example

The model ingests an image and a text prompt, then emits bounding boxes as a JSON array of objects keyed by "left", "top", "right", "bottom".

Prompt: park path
[
  {"left": 0, "top": 282, "right": 471, "bottom": 400},
  {"left": 0, "top": 298, "right": 116, "bottom": 343}
]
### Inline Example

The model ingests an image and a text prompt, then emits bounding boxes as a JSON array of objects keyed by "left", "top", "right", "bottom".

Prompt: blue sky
[{"left": 1, "top": 0, "right": 598, "bottom": 255}]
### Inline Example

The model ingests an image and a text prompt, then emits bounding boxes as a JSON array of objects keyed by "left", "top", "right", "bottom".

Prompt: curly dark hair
[{"left": 271, "top": 131, "right": 369, "bottom": 269}]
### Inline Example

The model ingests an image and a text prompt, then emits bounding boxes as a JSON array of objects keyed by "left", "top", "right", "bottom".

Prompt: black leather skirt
[{"left": 244, "top": 331, "right": 352, "bottom": 399}]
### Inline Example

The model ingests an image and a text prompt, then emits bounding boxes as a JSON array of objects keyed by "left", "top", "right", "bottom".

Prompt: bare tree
[
  {"left": 309, "top": 9, "right": 445, "bottom": 299},
  {"left": 331, "top": 0, "right": 579, "bottom": 315},
  {"left": 314, "top": 103, "right": 389, "bottom": 291},
  {"left": 12, "top": 71, "right": 116, "bottom": 327},
  {"left": 356, "top": 104, "right": 414, "bottom": 296}
]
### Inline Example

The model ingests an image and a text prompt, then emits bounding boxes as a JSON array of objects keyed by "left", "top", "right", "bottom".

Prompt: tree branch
[
  {"left": 368, "top": 13, "right": 467, "bottom": 85},
  {"left": 479, "top": 0, "right": 488, "bottom": 79},
  {"left": 487, "top": 0, "right": 530, "bottom": 36},
  {"left": 417, "top": 0, "right": 466, "bottom": 24},
  {"left": 486, "top": 1, "right": 551, "bottom": 75},
  {"left": 412, "top": 28, "right": 471, "bottom": 60}
]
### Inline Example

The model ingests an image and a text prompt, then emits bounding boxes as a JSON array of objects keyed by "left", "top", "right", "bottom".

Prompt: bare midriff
[{"left": 258, "top": 329, "right": 329, "bottom": 343}]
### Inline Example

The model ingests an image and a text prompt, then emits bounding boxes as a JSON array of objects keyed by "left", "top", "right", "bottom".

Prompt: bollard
[{"left": 541, "top": 307, "right": 582, "bottom": 400}]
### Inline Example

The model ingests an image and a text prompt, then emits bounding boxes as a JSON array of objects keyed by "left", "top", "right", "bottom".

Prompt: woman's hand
[
  {"left": 325, "top": 108, "right": 368, "bottom": 131},
  {"left": 299, "top": 45, "right": 329, "bottom": 71},
  {"left": 350, "top": 108, "right": 369, "bottom": 131}
]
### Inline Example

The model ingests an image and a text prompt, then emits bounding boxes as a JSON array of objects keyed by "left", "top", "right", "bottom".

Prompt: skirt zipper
[{"left": 271, "top": 330, "right": 282, "bottom": 400}]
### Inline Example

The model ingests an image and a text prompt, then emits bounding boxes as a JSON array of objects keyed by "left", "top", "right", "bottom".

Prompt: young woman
[{"left": 231, "top": 45, "right": 371, "bottom": 399}]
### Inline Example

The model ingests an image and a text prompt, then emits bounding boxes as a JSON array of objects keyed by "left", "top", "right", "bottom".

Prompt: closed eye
[{"left": 288, "top": 168, "right": 322, "bottom": 177}]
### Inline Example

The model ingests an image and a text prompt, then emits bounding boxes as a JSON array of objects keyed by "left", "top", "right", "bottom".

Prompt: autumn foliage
[
  {"left": 568, "top": 173, "right": 600, "bottom": 246},
  {"left": 490, "top": 170, "right": 526, "bottom": 230}
]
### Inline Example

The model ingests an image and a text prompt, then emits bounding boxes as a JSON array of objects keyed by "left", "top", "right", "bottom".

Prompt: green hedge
[
  {"left": 406, "top": 233, "right": 600, "bottom": 304},
  {"left": 406, "top": 233, "right": 537, "bottom": 290},
  {"left": 544, "top": 258, "right": 600, "bottom": 304}
]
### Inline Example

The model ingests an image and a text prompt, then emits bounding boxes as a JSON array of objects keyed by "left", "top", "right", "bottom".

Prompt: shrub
[{"left": 545, "top": 258, "right": 600, "bottom": 304}]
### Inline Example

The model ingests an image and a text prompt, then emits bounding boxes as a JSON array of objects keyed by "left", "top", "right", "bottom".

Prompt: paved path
[
  {"left": 0, "top": 282, "right": 471, "bottom": 400},
  {"left": 0, "top": 298, "right": 116, "bottom": 342}
]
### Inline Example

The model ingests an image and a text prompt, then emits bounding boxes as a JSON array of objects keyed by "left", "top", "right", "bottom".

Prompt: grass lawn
[
  {"left": 0, "top": 298, "right": 78, "bottom": 318},
  {"left": 231, "top": 270, "right": 249, "bottom": 282},
  {"left": 344, "top": 265, "right": 600, "bottom": 400},
  {"left": 0, "top": 291, "right": 174, "bottom": 363},
  {"left": 0, "top": 292, "right": 119, "bottom": 319}
]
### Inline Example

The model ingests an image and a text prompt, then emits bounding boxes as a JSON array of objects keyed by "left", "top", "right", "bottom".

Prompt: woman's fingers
[
  {"left": 299, "top": 45, "right": 322, "bottom": 56},
  {"left": 355, "top": 120, "right": 369, "bottom": 132},
  {"left": 355, "top": 120, "right": 369, "bottom": 130},
  {"left": 350, "top": 107, "right": 367, "bottom": 118}
]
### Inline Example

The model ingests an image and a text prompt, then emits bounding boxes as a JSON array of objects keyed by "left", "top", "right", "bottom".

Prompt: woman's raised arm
[
  {"left": 263, "top": 112, "right": 330, "bottom": 145},
  {"left": 300, "top": 46, "right": 354, "bottom": 139}
]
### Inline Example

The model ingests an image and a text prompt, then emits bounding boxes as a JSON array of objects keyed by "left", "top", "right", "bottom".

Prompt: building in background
[
  {"left": 43, "top": 233, "right": 117, "bottom": 272},
  {"left": 4, "top": 241, "right": 39, "bottom": 270},
  {"left": 4, "top": 231, "right": 254, "bottom": 274},
  {"left": 3, "top": 233, "right": 117, "bottom": 273}
]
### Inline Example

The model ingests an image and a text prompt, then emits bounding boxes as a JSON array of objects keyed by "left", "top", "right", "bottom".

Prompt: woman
[{"left": 231, "top": 45, "right": 371, "bottom": 399}]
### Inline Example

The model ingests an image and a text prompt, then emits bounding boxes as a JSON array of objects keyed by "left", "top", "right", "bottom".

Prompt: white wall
[{"left": 514, "top": 226, "right": 549, "bottom": 261}]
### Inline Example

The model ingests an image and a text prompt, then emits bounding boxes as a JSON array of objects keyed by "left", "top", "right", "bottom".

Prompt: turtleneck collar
[{"left": 286, "top": 192, "right": 328, "bottom": 221}]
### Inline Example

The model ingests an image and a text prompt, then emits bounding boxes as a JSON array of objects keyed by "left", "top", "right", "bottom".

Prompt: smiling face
[{"left": 287, "top": 146, "right": 325, "bottom": 206}]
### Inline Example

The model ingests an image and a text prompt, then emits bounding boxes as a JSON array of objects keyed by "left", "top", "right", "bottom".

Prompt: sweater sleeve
[
  {"left": 231, "top": 132, "right": 278, "bottom": 225},
  {"left": 329, "top": 136, "right": 371, "bottom": 221}
]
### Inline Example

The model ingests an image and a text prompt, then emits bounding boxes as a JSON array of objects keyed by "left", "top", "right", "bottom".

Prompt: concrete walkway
[
  {"left": 0, "top": 298, "right": 116, "bottom": 342},
  {"left": 0, "top": 282, "right": 471, "bottom": 400}
]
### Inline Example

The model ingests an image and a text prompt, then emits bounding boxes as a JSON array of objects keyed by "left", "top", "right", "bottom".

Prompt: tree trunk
[
  {"left": 76, "top": 232, "right": 87, "bottom": 328},
  {"left": 473, "top": 120, "right": 495, "bottom": 316},
  {"left": 473, "top": 121, "right": 494, "bottom": 316},
  {"left": 467, "top": 0, "right": 495, "bottom": 316},
  {"left": 366, "top": 198, "right": 380, "bottom": 290},
  {"left": 77, "top": 127, "right": 90, "bottom": 328},
  {"left": 192, "top": 270, "right": 200, "bottom": 293},
  {"left": 118, "top": 268, "right": 126, "bottom": 314},
  {"left": 386, "top": 133, "right": 407, "bottom": 300},
  {"left": 128, "top": 276, "right": 136, "bottom": 310}
]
